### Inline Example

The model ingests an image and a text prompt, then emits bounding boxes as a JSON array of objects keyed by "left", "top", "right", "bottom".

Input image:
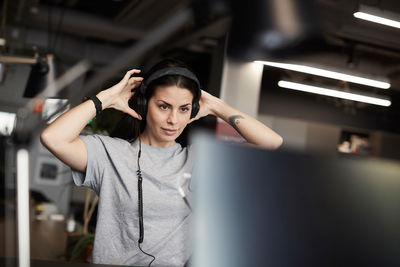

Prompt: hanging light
[{"left": 23, "top": 54, "right": 57, "bottom": 98}]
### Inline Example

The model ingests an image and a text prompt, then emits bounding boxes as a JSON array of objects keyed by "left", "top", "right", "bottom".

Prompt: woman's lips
[{"left": 161, "top": 128, "right": 177, "bottom": 136}]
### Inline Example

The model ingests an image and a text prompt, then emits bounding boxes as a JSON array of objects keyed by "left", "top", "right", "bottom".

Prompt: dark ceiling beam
[
  {"left": 25, "top": 5, "right": 145, "bottom": 42},
  {"left": 164, "top": 16, "right": 231, "bottom": 52},
  {"left": 15, "top": 0, "right": 27, "bottom": 22},
  {"left": 66, "top": 0, "right": 79, "bottom": 7},
  {"left": 6, "top": 26, "right": 127, "bottom": 66},
  {"left": 331, "top": 32, "right": 400, "bottom": 60},
  {"left": 113, "top": 0, "right": 141, "bottom": 23},
  {"left": 113, "top": 0, "right": 189, "bottom": 30}
]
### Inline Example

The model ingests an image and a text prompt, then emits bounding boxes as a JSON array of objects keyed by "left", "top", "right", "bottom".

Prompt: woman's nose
[{"left": 167, "top": 110, "right": 178, "bottom": 124}]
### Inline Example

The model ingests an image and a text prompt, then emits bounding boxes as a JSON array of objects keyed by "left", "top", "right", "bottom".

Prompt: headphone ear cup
[
  {"left": 137, "top": 93, "right": 147, "bottom": 119},
  {"left": 190, "top": 89, "right": 201, "bottom": 119},
  {"left": 135, "top": 84, "right": 147, "bottom": 119},
  {"left": 191, "top": 101, "right": 200, "bottom": 119}
]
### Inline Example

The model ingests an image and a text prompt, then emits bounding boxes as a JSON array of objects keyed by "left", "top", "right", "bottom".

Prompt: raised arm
[
  {"left": 191, "top": 90, "right": 283, "bottom": 149},
  {"left": 40, "top": 69, "right": 143, "bottom": 172}
]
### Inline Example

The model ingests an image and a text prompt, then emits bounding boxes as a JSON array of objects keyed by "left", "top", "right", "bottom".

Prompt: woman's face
[{"left": 142, "top": 85, "right": 194, "bottom": 147}]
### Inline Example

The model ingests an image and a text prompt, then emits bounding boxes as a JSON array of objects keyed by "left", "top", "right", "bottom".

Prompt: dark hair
[{"left": 110, "top": 59, "right": 199, "bottom": 144}]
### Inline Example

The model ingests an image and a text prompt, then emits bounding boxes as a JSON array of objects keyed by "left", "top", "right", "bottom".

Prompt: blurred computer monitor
[{"left": 192, "top": 133, "right": 400, "bottom": 267}]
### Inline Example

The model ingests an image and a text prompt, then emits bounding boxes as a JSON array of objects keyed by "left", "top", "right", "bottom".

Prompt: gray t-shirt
[{"left": 71, "top": 135, "right": 194, "bottom": 266}]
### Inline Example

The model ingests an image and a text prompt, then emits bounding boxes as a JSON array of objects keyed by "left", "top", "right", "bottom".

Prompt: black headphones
[{"left": 136, "top": 67, "right": 202, "bottom": 119}]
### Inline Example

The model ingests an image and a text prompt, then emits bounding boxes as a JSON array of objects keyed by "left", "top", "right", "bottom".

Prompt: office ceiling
[
  {"left": 2, "top": 0, "right": 398, "bottom": 65},
  {"left": 1, "top": 0, "right": 400, "bottom": 131}
]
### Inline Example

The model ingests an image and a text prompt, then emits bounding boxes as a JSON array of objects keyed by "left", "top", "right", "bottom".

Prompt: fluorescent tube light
[
  {"left": 354, "top": 4, "right": 400, "bottom": 29},
  {"left": 354, "top": 12, "right": 400, "bottom": 29},
  {"left": 255, "top": 61, "right": 390, "bottom": 89},
  {"left": 278, "top": 80, "right": 391, "bottom": 107},
  {"left": 0, "top": 111, "right": 17, "bottom": 136}
]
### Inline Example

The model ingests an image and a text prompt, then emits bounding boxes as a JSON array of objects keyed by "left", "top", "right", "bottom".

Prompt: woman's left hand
[{"left": 189, "top": 90, "right": 218, "bottom": 123}]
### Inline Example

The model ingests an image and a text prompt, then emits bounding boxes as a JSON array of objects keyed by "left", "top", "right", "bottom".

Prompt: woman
[{"left": 40, "top": 59, "right": 283, "bottom": 266}]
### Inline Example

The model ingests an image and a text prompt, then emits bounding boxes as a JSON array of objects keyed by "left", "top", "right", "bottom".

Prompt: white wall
[
  {"left": 29, "top": 135, "right": 72, "bottom": 215},
  {"left": 258, "top": 113, "right": 400, "bottom": 160},
  {"left": 220, "top": 59, "right": 263, "bottom": 117}
]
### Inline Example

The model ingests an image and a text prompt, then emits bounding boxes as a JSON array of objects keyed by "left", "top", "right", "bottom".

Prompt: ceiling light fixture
[
  {"left": 354, "top": 12, "right": 400, "bottom": 29},
  {"left": 255, "top": 61, "right": 390, "bottom": 89},
  {"left": 354, "top": 5, "right": 400, "bottom": 30},
  {"left": 0, "top": 111, "right": 17, "bottom": 136},
  {"left": 278, "top": 80, "right": 391, "bottom": 107}
]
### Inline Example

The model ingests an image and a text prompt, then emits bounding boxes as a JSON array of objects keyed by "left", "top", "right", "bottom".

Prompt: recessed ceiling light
[
  {"left": 354, "top": 12, "right": 400, "bottom": 29},
  {"left": 255, "top": 61, "right": 390, "bottom": 89},
  {"left": 278, "top": 80, "right": 391, "bottom": 107},
  {"left": 354, "top": 4, "right": 400, "bottom": 30}
]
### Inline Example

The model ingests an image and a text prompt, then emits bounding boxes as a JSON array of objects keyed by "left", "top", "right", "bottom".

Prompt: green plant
[{"left": 68, "top": 234, "right": 95, "bottom": 261}]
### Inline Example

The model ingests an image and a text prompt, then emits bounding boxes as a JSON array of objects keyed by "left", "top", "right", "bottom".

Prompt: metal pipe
[
  {"left": 28, "top": 5, "right": 145, "bottom": 42},
  {"left": 0, "top": 56, "right": 37, "bottom": 64}
]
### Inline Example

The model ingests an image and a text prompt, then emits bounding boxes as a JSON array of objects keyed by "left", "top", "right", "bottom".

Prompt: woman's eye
[
  {"left": 159, "top": 105, "right": 168, "bottom": 110},
  {"left": 180, "top": 107, "right": 189, "bottom": 112}
]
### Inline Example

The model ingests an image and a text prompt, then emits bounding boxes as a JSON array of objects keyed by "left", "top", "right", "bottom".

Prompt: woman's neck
[{"left": 139, "top": 131, "right": 176, "bottom": 148}]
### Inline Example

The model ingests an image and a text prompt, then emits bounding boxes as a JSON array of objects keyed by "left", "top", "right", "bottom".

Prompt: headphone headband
[{"left": 142, "top": 67, "right": 201, "bottom": 91}]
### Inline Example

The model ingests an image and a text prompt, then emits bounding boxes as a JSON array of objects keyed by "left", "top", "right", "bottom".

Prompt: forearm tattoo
[{"left": 228, "top": 115, "right": 245, "bottom": 138}]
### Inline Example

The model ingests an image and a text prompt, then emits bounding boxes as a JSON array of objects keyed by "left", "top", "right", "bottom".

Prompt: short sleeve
[{"left": 71, "top": 134, "right": 108, "bottom": 194}]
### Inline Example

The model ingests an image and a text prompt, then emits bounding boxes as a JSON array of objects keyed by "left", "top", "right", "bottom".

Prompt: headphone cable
[{"left": 137, "top": 137, "right": 156, "bottom": 266}]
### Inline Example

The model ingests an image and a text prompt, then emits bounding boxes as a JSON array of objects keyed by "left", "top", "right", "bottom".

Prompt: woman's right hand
[{"left": 98, "top": 69, "right": 143, "bottom": 120}]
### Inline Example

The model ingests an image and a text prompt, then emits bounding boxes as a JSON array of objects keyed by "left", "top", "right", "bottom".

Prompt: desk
[
  {"left": 1, "top": 258, "right": 133, "bottom": 267},
  {"left": 0, "top": 217, "right": 67, "bottom": 260},
  {"left": 30, "top": 219, "right": 67, "bottom": 260}
]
